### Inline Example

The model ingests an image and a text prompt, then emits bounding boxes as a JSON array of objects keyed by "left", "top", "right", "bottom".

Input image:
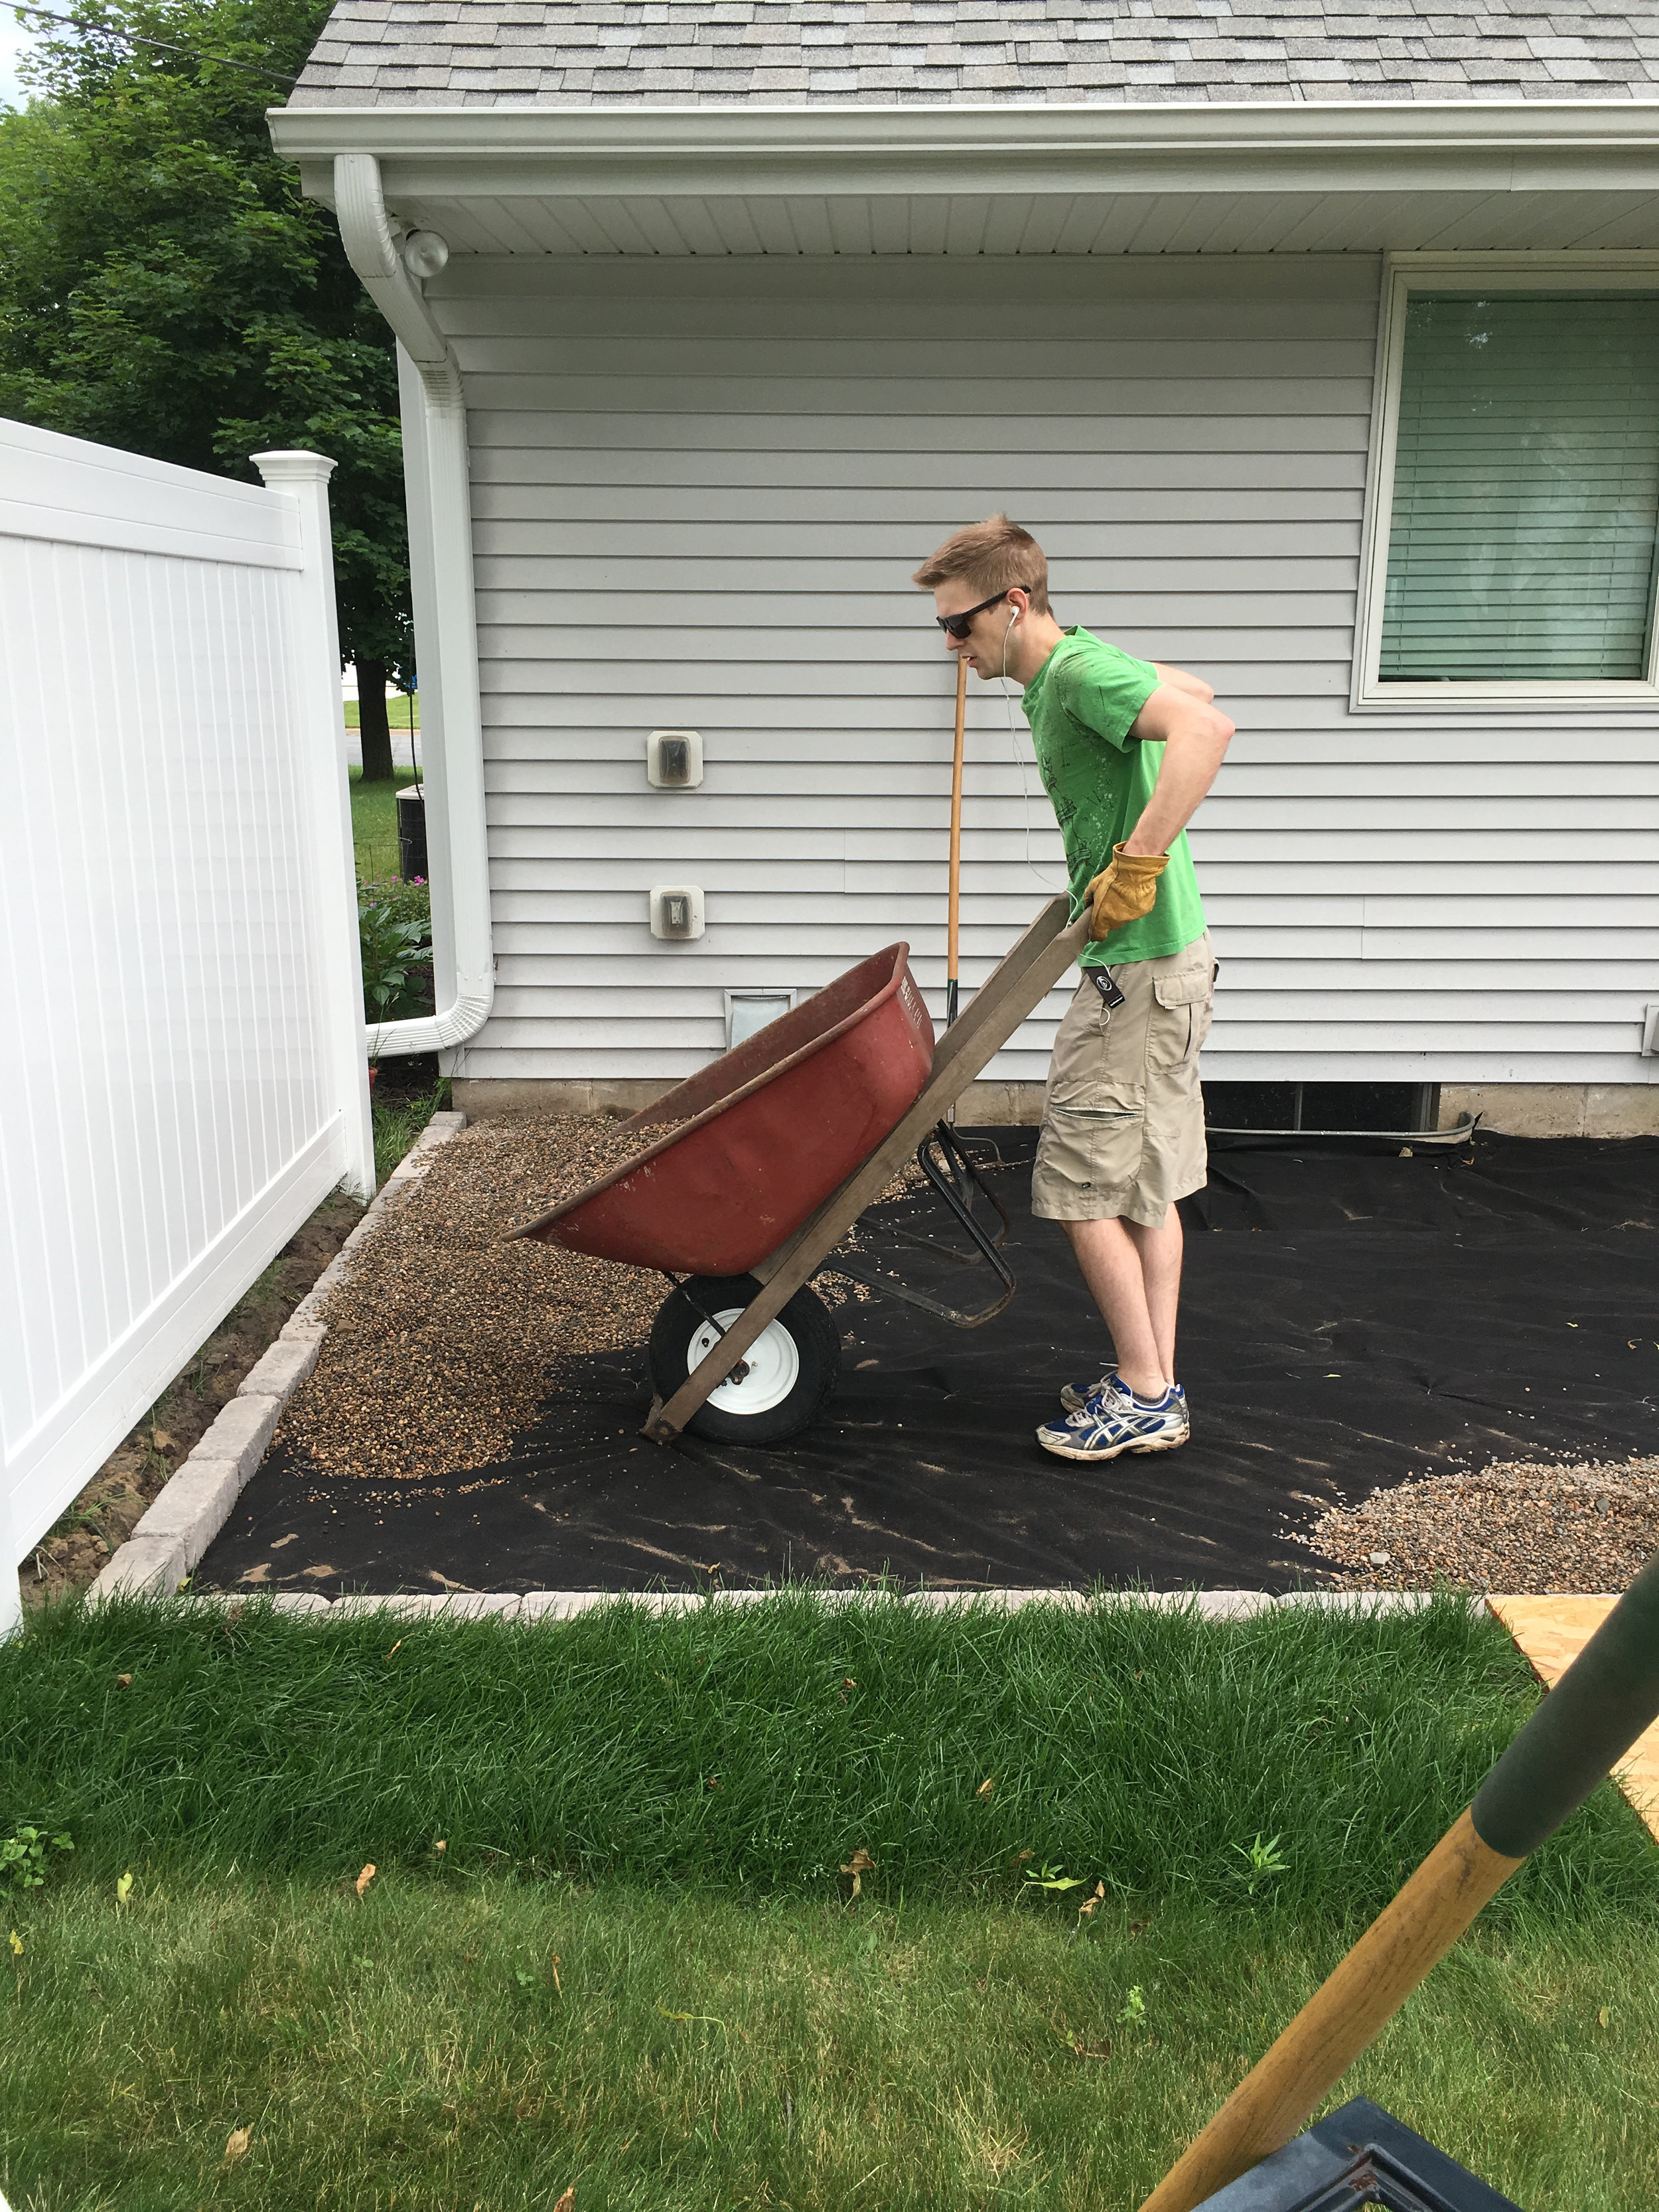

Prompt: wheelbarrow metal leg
[
  {"left": 824, "top": 1124, "right": 1016, "bottom": 1328},
  {"left": 644, "top": 897, "right": 1088, "bottom": 1442},
  {"left": 828, "top": 1122, "right": 1015, "bottom": 1327}
]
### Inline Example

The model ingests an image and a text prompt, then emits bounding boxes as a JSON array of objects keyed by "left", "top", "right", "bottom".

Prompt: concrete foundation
[{"left": 1438, "top": 1084, "right": 1659, "bottom": 1139}]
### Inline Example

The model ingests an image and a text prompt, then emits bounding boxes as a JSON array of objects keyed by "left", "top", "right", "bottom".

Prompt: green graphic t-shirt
[{"left": 1021, "top": 626, "right": 1207, "bottom": 966}]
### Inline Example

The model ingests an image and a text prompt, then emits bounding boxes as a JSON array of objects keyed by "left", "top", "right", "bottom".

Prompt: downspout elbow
[
  {"left": 332, "top": 152, "right": 451, "bottom": 368},
  {"left": 368, "top": 980, "right": 494, "bottom": 1062}
]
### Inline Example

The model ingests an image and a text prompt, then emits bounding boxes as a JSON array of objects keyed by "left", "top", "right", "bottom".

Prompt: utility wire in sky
[{"left": 9, "top": 3, "right": 298, "bottom": 85}]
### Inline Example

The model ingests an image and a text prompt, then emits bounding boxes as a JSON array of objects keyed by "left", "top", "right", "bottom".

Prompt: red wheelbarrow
[{"left": 514, "top": 896, "right": 1090, "bottom": 1445}]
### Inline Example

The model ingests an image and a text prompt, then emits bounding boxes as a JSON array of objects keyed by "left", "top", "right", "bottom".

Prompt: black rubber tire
[{"left": 648, "top": 1273, "right": 841, "bottom": 1445}]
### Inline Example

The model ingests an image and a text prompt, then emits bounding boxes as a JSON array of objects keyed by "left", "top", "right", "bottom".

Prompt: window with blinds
[{"left": 1379, "top": 292, "right": 1659, "bottom": 683}]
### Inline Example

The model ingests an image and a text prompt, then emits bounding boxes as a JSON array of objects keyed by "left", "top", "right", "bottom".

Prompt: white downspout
[{"left": 331, "top": 151, "right": 492, "bottom": 1059}]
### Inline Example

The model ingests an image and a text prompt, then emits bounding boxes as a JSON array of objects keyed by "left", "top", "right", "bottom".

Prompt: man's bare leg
[
  {"left": 1060, "top": 1217, "right": 1167, "bottom": 1400},
  {"left": 1125, "top": 1206, "right": 1183, "bottom": 1384}
]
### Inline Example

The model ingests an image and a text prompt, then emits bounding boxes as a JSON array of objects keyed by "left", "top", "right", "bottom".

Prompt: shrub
[
  {"left": 358, "top": 886, "right": 433, "bottom": 1025},
  {"left": 357, "top": 874, "right": 431, "bottom": 930}
]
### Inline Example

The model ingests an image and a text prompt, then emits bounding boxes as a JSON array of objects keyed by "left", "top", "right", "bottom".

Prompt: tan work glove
[{"left": 1085, "top": 843, "right": 1168, "bottom": 938}]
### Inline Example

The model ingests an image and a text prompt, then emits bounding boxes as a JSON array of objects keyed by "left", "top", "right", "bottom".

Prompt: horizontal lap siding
[{"left": 431, "top": 254, "right": 1659, "bottom": 1088}]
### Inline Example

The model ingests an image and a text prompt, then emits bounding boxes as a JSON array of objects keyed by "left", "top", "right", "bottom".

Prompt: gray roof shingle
[{"left": 286, "top": 0, "right": 1659, "bottom": 106}]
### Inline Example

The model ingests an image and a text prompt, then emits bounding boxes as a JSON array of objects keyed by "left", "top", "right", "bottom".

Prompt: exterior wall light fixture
[{"left": 650, "top": 884, "right": 705, "bottom": 941}]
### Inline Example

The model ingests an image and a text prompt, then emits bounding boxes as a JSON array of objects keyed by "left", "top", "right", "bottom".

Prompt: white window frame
[{"left": 1352, "top": 251, "right": 1659, "bottom": 712}]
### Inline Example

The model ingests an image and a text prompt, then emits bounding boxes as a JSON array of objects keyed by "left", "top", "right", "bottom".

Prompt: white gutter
[
  {"left": 270, "top": 100, "right": 1659, "bottom": 204},
  {"left": 330, "top": 151, "right": 492, "bottom": 1060}
]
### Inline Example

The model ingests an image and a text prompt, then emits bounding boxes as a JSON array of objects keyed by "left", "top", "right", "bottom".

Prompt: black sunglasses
[{"left": 934, "top": 587, "right": 1022, "bottom": 641}]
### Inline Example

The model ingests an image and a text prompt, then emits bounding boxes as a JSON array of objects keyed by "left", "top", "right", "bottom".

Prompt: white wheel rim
[{"left": 689, "top": 1306, "right": 800, "bottom": 1416}]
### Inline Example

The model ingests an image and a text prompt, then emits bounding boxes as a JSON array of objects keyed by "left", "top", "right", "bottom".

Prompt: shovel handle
[
  {"left": 1137, "top": 1810, "right": 1520, "bottom": 2212},
  {"left": 1140, "top": 1550, "right": 1659, "bottom": 2212},
  {"left": 1471, "top": 1552, "right": 1659, "bottom": 1857}
]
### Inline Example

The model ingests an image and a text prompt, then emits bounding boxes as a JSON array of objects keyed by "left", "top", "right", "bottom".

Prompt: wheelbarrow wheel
[{"left": 648, "top": 1274, "right": 841, "bottom": 1445}]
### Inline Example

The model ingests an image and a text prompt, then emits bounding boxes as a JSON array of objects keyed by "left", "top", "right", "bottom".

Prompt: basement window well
[{"left": 1204, "top": 1082, "right": 1441, "bottom": 1137}]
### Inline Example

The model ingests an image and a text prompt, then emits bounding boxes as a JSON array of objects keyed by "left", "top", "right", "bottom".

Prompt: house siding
[{"left": 423, "top": 251, "right": 1659, "bottom": 1091}]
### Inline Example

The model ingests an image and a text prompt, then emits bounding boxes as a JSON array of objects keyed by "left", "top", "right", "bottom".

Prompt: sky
[{"left": 1, "top": 9, "right": 44, "bottom": 108}]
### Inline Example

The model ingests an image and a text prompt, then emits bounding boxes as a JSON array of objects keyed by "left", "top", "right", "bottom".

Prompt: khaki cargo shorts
[{"left": 1031, "top": 930, "right": 1214, "bottom": 1229}]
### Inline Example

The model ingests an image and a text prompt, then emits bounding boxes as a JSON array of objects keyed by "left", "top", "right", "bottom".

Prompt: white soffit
[{"left": 267, "top": 102, "right": 1659, "bottom": 256}]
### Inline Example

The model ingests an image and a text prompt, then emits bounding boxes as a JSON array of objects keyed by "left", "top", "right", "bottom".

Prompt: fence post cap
[{"left": 251, "top": 449, "right": 337, "bottom": 486}]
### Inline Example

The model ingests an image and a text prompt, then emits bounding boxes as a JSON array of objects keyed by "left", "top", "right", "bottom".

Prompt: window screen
[{"left": 1380, "top": 292, "right": 1659, "bottom": 682}]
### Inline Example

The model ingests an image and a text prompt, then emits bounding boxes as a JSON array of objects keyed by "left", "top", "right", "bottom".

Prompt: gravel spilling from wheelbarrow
[
  {"left": 279, "top": 1116, "right": 674, "bottom": 1483},
  {"left": 1298, "top": 1455, "right": 1659, "bottom": 1594}
]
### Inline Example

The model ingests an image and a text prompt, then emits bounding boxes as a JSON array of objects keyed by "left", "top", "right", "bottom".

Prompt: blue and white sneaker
[
  {"left": 1059, "top": 1364, "right": 1119, "bottom": 1412},
  {"left": 1061, "top": 1370, "right": 1189, "bottom": 1439},
  {"left": 1037, "top": 1378, "right": 1189, "bottom": 1462}
]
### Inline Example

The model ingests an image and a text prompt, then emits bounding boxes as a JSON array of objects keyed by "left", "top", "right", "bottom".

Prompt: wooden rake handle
[
  {"left": 947, "top": 654, "right": 966, "bottom": 1019},
  {"left": 1139, "top": 1550, "right": 1659, "bottom": 2212}
]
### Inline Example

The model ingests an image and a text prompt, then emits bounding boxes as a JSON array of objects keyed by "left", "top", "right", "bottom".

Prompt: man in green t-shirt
[{"left": 912, "top": 514, "right": 1233, "bottom": 1464}]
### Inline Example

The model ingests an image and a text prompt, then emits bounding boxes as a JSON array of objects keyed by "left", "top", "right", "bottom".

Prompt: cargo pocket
[
  {"left": 1035, "top": 1093, "right": 1144, "bottom": 1202},
  {"left": 1148, "top": 963, "right": 1213, "bottom": 1070}
]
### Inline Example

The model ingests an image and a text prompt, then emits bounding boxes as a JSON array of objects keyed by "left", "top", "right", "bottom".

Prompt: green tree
[{"left": 0, "top": 0, "right": 411, "bottom": 780}]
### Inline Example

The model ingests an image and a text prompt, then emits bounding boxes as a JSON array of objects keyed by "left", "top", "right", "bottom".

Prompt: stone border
[
  {"left": 102, "top": 1586, "right": 1496, "bottom": 1622},
  {"left": 86, "top": 1112, "right": 470, "bottom": 1607}
]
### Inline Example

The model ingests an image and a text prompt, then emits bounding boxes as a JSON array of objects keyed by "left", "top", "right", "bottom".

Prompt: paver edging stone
[
  {"left": 109, "top": 1587, "right": 1493, "bottom": 1621},
  {"left": 84, "top": 1112, "right": 470, "bottom": 1611}
]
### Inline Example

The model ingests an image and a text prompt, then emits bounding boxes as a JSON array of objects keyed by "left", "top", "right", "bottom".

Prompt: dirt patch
[
  {"left": 370, "top": 1052, "right": 441, "bottom": 1105},
  {"left": 278, "top": 1116, "right": 670, "bottom": 1485},
  {"left": 1299, "top": 1454, "right": 1659, "bottom": 1595},
  {"left": 22, "top": 1191, "right": 362, "bottom": 1612}
]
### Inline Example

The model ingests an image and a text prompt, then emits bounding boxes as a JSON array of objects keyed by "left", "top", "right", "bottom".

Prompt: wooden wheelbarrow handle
[{"left": 1140, "top": 1549, "right": 1659, "bottom": 2212}]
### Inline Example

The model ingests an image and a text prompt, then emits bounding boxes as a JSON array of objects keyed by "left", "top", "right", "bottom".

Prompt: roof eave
[{"left": 268, "top": 97, "right": 1659, "bottom": 206}]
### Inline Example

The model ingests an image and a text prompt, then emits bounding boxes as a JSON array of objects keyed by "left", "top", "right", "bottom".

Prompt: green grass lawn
[
  {"left": 344, "top": 692, "right": 419, "bottom": 731},
  {"left": 7, "top": 1877, "right": 1653, "bottom": 2211},
  {"left": 350, "top": 769, "right": 410, "bottom": 885},
  {"left": 3, "top": 1595, "right": 1655, "bottom": 2209}
]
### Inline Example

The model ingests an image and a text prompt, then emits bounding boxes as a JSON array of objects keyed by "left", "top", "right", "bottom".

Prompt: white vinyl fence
[{"left": 0, "top": 421, "right": 373, "bottom": 1635}]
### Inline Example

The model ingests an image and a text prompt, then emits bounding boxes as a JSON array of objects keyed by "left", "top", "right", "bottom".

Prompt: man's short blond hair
[{"left": 911, "top": 514, "right": 1050, "bottom": 616}]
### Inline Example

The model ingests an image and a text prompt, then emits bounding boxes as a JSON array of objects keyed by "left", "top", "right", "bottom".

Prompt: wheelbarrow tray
[
  {"left": 514, "top": 942, "right": 934, "bottom": 1276},
  {"left": 642, "top": 895, "right": 1090, "bottom": 1440}
]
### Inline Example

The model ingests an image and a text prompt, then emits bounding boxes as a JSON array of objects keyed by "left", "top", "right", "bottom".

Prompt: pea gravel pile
[
  {"left": 279, "top": 1116, "right": 671, "bottom": 1483},
  {"left": 1303, "top": 1455, "right": 1659, "bottom": 1595}
]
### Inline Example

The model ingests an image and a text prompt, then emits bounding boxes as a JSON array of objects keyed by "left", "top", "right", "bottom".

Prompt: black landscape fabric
[{"left": 198, "top": 1132, "right": 1659, "bottom": 1599}]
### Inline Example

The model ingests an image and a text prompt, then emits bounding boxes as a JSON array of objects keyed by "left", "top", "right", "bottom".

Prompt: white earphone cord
[{"left": 1001, "top": 607, "right": 1064, "bottom": 891}]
